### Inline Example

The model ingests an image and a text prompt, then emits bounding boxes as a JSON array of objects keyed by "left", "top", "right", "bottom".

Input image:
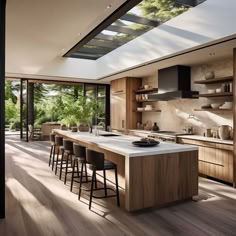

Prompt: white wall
[{"left": 96, "top": 0, "right": 236, "bottom": 79}]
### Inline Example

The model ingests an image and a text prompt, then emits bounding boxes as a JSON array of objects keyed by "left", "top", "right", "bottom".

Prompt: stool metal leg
[
  {"left": 85, "top": 163, "right": 88, "bottom": 182},
  {"left": 70, "top": 159, "right": 76, "bottom": 192},
  {"left": 78, "top": 162, "right": 84, "bottom": 200},
  {"left": 103, "top": 170, "right": 107, "bottom": 197},
  {"left": 89, "top": 170, "right": 95, "bottom": 210},
  {"left": 115, "top": 168, "right": 120, "bottom": 207},
  {"left": 55, "top": 146, "right": 60, "bottom": 175},
  {"left": 51, "top": 144, "right": 56, "bottom": 170},
  {"left": 59, "top": 149, "right": 65, "bottom": 180},
  {"left": 64, "top": 153, "right": 70, "bottom": 184},
  {"left": 49, "top": 145, "right": 53, "bottom": 167}
]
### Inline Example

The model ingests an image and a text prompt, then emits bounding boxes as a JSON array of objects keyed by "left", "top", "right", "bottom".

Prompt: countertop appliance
[{"left": 147, "top": 131, "right": 189, "bottom": 143}]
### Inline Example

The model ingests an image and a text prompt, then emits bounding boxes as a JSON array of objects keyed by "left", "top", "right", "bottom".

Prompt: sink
[{"left": 100, "top": 134, "right": 121, "bottom": 137}]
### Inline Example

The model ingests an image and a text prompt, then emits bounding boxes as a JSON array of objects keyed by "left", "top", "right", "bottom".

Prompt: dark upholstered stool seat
[{"left": 104, "top": 160, "right": 116, "bottom": 170}]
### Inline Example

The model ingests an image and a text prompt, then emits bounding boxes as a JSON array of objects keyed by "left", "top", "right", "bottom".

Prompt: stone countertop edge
[
  {"left": 53, "top": 129, "right": 198, "bottom": 158},
  {"left": 178, "top": 135, "right": 233, "bottom": 145}
]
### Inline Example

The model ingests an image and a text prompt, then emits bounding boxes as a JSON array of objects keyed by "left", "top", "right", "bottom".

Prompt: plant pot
[
  {"left": 78, "top": 123, "right": 89, "bottom": 132},
  {"left": 71, "top": 127, "right": 78, "bottom": 132},
  {"left": 60, "top": 124, "right": 67, "bottom": 130}
]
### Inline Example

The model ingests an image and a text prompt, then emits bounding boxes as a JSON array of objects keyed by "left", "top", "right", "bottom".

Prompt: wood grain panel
[
  {"left": 127, "top": 151, "right": 198, "bottom": 211},
  {"left": 234, "top": 48, "right": 236, "bottom": 187}
]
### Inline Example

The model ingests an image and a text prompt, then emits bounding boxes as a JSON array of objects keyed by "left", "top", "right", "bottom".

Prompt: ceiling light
[
  {"left": 209, "top": 52, "right": 215, "bottom": 56},
  {"left": 78, "top": 33, "right": 81, "bottom": 36},
  {"left": 107, "top": 5, "right": 111, "bottom": 9}
]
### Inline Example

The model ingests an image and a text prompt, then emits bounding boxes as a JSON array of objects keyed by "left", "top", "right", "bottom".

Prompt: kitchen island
[{"left": 53, "top": 129, "right": 199, "bottom": 212}]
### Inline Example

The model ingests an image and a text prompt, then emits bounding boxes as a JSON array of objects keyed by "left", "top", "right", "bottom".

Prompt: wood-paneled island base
[{"left": 53, "top": 130, "right": 199, "bottom": 212}]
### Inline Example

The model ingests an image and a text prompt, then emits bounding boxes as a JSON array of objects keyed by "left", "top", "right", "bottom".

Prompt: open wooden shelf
[
  {"left": 194, "top": 108, "right": 232, "bottom": 111},
  {"left": 135, "top": 110, "right": 161, "bottom": 113},
  {"left": 136, "top": 88, "right": 158, "bottom": 93},
  {"left": 194, "top": 76, "right": 233, "bottom": 84},
  {"left": 135, "top": 99, "right": 157, "bottom": 102},
  {"left": 193, "top": 92, "right": 233, "bottom": 98}
]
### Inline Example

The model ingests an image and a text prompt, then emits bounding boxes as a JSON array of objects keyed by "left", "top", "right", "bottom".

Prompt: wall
[{"left": 142, "top": 58, "right": 233, "bottom": 135}]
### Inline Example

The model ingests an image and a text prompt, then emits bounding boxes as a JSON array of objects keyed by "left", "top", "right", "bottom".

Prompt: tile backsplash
[{"left": 141, "top": 58, "right": 233, "bottom": 135}]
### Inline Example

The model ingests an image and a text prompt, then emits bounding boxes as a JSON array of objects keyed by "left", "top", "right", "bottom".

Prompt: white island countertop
[{"left": 53, "top": 129, "right": 198, "bottom": 158}]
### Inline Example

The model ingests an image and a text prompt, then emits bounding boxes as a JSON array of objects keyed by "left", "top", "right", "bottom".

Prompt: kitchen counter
[
  {"left": 53, "top": 129, "right": 198, "bottom": 212},
  {"left": 53, "top": 130, "right": 198, "bottom": 158},
  {"left": 178, "top": 135, "right": 233, "bottom": 145}
]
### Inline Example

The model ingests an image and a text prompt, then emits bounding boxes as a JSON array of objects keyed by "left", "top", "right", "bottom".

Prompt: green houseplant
[{"left": 60, "top": 95, "right": 102, "bottom": 132}]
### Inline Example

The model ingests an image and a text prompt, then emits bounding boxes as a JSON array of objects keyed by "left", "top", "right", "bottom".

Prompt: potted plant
[{"left": 60, "top": 95, "right": 102, "bottom": 132}]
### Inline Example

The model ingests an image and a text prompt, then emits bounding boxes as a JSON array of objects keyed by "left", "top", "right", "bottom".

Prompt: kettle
[{"left": 218, "top": 125, "right": 232, "bottom": 140}]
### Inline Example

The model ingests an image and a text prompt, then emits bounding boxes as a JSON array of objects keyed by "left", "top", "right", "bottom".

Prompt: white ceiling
[
  {"left": 99, "top": 35, "right": 236, "bottom": 82},
  {"left": 6, "top": 0, "right": 126, "bottom": 78}
]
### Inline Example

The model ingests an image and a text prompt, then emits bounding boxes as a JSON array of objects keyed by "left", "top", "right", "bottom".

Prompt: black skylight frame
[{"left": 64, "top": 0, "right": 206, "bottom": 60}]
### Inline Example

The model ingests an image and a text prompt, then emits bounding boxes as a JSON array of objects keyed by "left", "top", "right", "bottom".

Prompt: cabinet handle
[
  {"left": 114, "top": 90, "right": 124, "bottom": 94},
  {"left": 122, "top": 120, "right": 125, "bottom": 128}
]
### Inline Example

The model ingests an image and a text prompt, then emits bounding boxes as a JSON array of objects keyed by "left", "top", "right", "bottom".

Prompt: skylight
[{"left": 65, "top": 0, "right": 206, "bottom": 60}]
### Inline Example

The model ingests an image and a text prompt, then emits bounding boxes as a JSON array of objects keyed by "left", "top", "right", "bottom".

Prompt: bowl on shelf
[
  {"left": 211, "top": 103, "right": 222, "bottom": 109},
  {"left": 216, "top": 88, "right": 222, "bottom": 93},
  {"left": 208, "top": 89, "right": 216, "bottom": 94},
  {"left": 201, "top": 104, "right": 211, "bottom": 109},
  {"left": 144, "top": 85, "right": 150, "bottom": 90},
  {"left": 205, "top": 71, "right": 215, "bottom": 80},
  {"left": 137, "top": 107, "right": 144, "bottom": 111}
]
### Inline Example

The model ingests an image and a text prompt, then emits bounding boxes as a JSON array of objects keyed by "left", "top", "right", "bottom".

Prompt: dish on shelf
[
  {"left": 205, "top": 71, "right": 215, "bottom": 80},
  {"left": 208, "top": 89, "right": 216, "bottom": 94},
  {"left": 201, "top": 104, "right": 211, "bottom": 109},
  {"left": 216, "top": 88, "right": 222, "bottom": 93},
  {"left": 219, "top": 105, "right": 232, "bottom": 109},
  {"left": 211, "top": 103, "right": 222, "bottom": 109},
  {"left": 137, "top": 107, "right": 144, "bottom": 111}
]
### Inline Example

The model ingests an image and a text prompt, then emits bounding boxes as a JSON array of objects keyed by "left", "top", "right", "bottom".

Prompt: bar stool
[
  {"left": 48, "top": 133, "right": 56, "bottom": 168},
  {"left": 70, "top": 144, "right": 88, "bottom": 192},
  {"left": 60, "top": 139, "right": 74, "bottom": 185},
  {"left": 54, "top": 136, "right": 65, "bottom": 175},
  {"left": 79, "top": 149, "right": 120, "bottom": 210}
]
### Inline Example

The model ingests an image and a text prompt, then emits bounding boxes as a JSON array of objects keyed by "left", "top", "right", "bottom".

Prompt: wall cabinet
[
  {"left": 178, "top": 138, "right": 234, "bottom": 184},
  {"left": 111, "top": 77, "right": 141, "bottom": 131}
]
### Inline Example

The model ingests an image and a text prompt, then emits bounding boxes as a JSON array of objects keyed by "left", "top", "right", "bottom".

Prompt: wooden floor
[{"left": 1, "top": 135, "right": 236, "bottom": 236}]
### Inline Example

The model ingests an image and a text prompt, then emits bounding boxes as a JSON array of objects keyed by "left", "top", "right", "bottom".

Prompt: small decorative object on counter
[
  {"left": 137, "top": 122, "right": 141, "bottom": 129},
  {"left": 60, "top": 124, "right": 67, "bottom": 130},
  {"left": 218, "top": 125, "right": 232, "bottom": 140},
  {"left": 144, "top": 120, "right": 152, "bottom": 130},
  {"left": 71, "top": 127, "right": 78, "bottom": 132},
  {"left": 206, "top": 128, "right": 212, "bottom": 137},
  {"left": 205, "top": 71, "right": 215, "bottom": 80},
  {"left": 152, "top": 122, "right": 159, "bottom": 131},
  {"left": 132, "top": 138, "right": 160, "bottom": 147}
]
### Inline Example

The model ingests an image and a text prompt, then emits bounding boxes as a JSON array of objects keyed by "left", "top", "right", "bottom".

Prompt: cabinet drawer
[
  {"left": 216, "top": 143, "right": 233, "bottom": 151},
  {"left": 178, "top": 138, "right": 205, "bottom": 146}
]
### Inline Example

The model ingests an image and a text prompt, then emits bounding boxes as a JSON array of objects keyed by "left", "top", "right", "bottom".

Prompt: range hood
[{"left": 148, "top": 65, "right": 198, "bottom": 101}]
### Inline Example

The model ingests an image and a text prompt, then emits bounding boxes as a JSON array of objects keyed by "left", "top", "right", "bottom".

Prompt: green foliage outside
[{"left": 5, "top": 81, "right": 104, "bottom": 130}]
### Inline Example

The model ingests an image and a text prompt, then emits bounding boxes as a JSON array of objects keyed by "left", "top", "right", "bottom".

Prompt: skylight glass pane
[{"left": 67, "top": 0, "right": 206, "bottom": 60}]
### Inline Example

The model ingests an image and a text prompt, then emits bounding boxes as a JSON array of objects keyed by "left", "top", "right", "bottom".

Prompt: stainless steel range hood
[{"left": 148, "top": 65, "right": 198, "bottom": 101}]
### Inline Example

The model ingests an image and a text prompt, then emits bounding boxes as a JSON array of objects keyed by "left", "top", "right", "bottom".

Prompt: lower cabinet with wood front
[{"left": 177, "top": 138, "right": 234, "bottom": 184}]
